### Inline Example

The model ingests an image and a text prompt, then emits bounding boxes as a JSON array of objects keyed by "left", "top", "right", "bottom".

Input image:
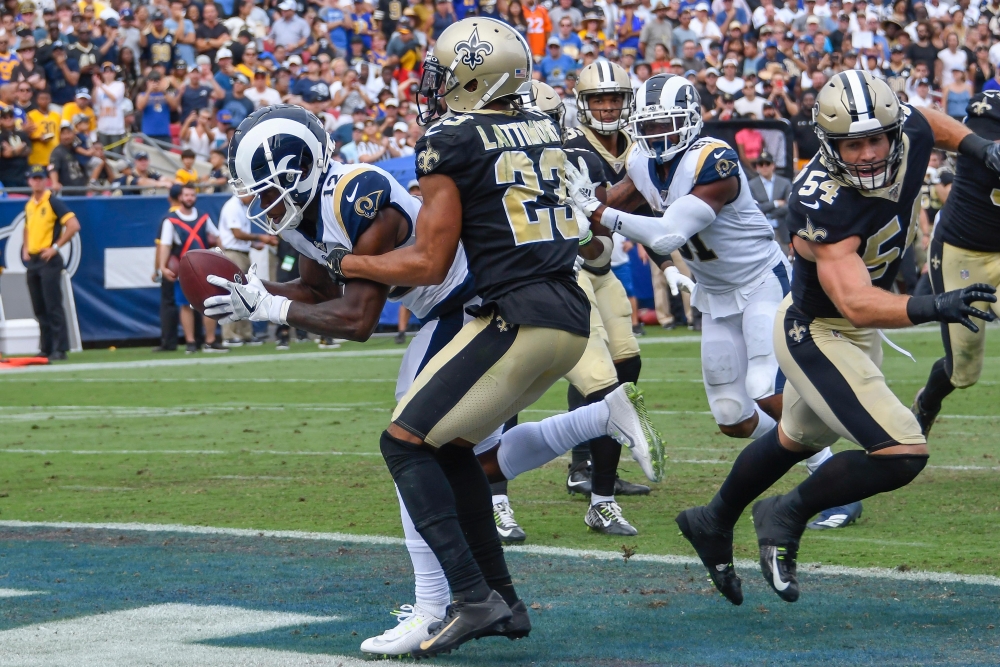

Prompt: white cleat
[
  {"left": 604, "top": 382, "right": 665, "bottom": 483},
  {"left": 360, "top": 603, "right": 442, "bottom": 657}
]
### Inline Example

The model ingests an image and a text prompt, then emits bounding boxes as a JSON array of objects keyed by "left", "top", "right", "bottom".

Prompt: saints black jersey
[
  {"left": 787, "top": 105, "right": 934, "bottom": 319},
  {"left": 415, "top": 109, "right": 589, "bottom": 337},
  {"left": 563, "top": 125, "right": 631, "bottom": 187},
  {"left": 936, "top": 92, "right": 1000, "bottom": 253}
]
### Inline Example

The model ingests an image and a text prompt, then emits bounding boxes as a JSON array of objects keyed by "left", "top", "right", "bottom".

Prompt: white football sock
[
  {"left": 750, "top": 406, "right": 777, "bottom": 439},
  {"left": 805, "top": 446, "right": 834, "bottom": 474},
  {"left": 496, "top": 401, "right": 610, "bottom": 480},
  {"left": 491, "top": 494, "right": 509, "bottom": 506},
  {"left": 396, "top": 486, "right": 449, "bottom": 619},
  {"left": 591, "top": 493, "right": 615, "bottom": 506}
]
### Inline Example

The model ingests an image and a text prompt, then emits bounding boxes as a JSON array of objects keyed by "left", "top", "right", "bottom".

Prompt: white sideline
[
  {"left": 0, "top": 349, "right": 405, "bottom": 375},
  {"left": 1, "top": 520, "right": 998, "bottom": 588}
]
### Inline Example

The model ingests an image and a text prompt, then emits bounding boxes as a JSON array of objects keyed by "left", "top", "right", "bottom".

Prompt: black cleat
[
  {"left": 614, "top": 475, "right": 650, "bottom": 496},
  {"left": 911, "top": 387, "right": 939, "bottom": 437},
  {"left": 412, "top": 590, "right": 512, "bottom": 658},
  {"left": 566, "top": 460, "right": 592, "bottom": 495},
  {"left": 675, "top": 506, "right": 742, "bottom": 605},
  {"left": 479, "top": 599, "right": 531, "bottom": 640},
  {"left": 752, "top": 496, "right": 805, "bottom": 603}
]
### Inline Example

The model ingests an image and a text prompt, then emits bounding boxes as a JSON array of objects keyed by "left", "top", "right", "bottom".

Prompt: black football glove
[
  {"left": 907, "top": 283, "right": 998, "bottom": 333},
  {"left": 324, "top": 246, "right": 350, "bottom": 284}
]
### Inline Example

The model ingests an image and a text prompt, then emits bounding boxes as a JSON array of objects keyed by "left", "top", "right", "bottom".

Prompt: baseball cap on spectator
[
  {"left": 169, "top": 183, "right": 184, "bottom": 200},
  {"left": 232, "top": 73, "right": 250, "bottom": 85},
  {"left": 278, "top": 0, "right": 296, "bottom": 9},
  {"left": 705, "top": 67, "right": 720, "bottom": 76},
  {"left": 720, "top": 92, "right": 735, "bottom": 103},
  {"left": 397, "top": 16, "right": 413, "bottom": 32},
  {"left": 384, "top": 98, "right": 400, "bottom": 107},
  {"left": 806, "top": 16, "right": 820, "bottom": 24},
  {"left": 353, "top": 122, "right": 364, "bottom": 130},
  {"left": 75, "top": 88, "right": 91, "bottom": 100},
  {"left": 254, "top": 68, "right": 267, "bottom": 77},
  {"left": 723, "top": 58, "right": 738, "bottom": 68},
  {"left": 119, "top": 7, "right": 133, "bottom": 18},
  {"left": 547, "top": 37, "right": 561, "bottom": 47},
  {"left": 756, "top": 151, "right": 774, "bottom": 165},
  {"left": 72, "top": 113, "right": 89, "bottom": 127},
  {"left": 581, "top": 44, "right": 597, "bottom": 55},
  {"left": 694, "top": 1, "right": 709, "bottom": 10},
  {"left": 798, "top": 35, "right": 813, "bottom": 44},
  {"left": 104, "top": 17, "right": 119, "bottom": 28},
  {"left": 783, "top": 31, "right": 794, "bottom": 41},
  {"left": 728, "top": 20, "right": 741, "bottom": 30},
  {"left": 764, "top": 39, "right": 777, "bottom": 48},
  {"left": 174, "top": 60, "right": 188, "bottom": 71},
  {"left": 216, "top": 47, "right": 233, "bottom": 63},
  {"left": 584, "top": 10, "right": 603, "bottom": 21},
  {"left": 27, "top": 165, "right": 48, "bottom": 179},
  {"left": 891, "top": 44, "right": 904, "bottom": 53},
  {"left": 196, "top": 54, "right": 211, "bottom": 67},
  {"left": 393, "top": 121, "right": 408, "bottom": 133},
  {"left": 60, "top": 120, "right": 73, "bottom": 130},
  {"left": 51, "top": 40, "right": 64, "bottom": 50},
  {"left": 0, "top": 107, "right": 14, "bottom": 118},
  {"left": 844, "top": 49, "right": 859, "bottom": 59},
  {"left": 151, "top": 8, "right": 164, "bottom": 20},
  {"left": 303, "top": 87, "right": 331, "bottom": 103},
  {"left": 285, "top": 55, "right": 302, "bottom": 67},
  {"left": 134, "top": 151, "right": 150, "bottom": 160},
  {"left": 216, "top": 109, "right": 234, "bottom": 124},
  {"left": 683, "top": 69, "right": 697, "bottom": 77},
  {"left": 762, "top": 101, "right": 774, "bottom": 109},
  {"left": 670, "top": 58, "right": 684, "bottom": 66}
]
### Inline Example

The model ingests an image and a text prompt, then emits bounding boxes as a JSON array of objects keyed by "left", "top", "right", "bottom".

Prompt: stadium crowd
[{"left": 2, "top": 0, "right": 998, "bottom": 188}]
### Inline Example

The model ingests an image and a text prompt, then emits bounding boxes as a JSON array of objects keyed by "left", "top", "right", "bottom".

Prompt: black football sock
[
  {"left": 379, "top": 432, "right": 490, "bottom": 602},
  {"left": 919, "top": 357, "right": 956, "bottom": 413},
  {"left": 781, "top": 450, "right": 928, "bottom": 525},
  {"left": 614, "top": 355, "right": 642, "bottom": 385},
  {"left": 577, "top": 384, "right": 620, "bottom": 496},
  {"left": 436, "top": 444, "right": 518, "bottom": 606},
  {"left": 707, "top": 426, "right": 812, "bottom": 527},
  {"left": 490, "top": 479, "right": 509, "bottom": 496}
]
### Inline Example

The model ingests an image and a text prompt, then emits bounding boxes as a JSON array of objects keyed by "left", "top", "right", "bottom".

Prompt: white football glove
[
  {"left": 204, "top": 264, "right": 291, "bottom": 325},
  {"left": 574, "top": 204, "right": 592, "bottom": 240},
  {"left": 563, "top": 156, "right": 601, "bottom": 217},
  {"left": 664, "top": 265, "right": 695, "bottom": 296}
]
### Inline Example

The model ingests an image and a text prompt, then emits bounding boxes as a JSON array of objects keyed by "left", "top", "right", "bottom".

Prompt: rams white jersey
[
  {"left": 282, "top": 162, "right": 475, "bottom": 320},
  {"left": 626, "top": 137, "right": 786, "bottom": 317}
]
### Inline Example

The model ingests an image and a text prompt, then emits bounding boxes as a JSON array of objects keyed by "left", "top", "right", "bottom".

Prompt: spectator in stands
[
  {"left": 616, "top": 0, "right": 643, "bottom": 55},
  {"left": 790, "top": 90, "right": 820, "bottom": 170},
  {"left": 137, "top": 71, "right": 175, "bottom": 144},
  {"left": 49, "top": 120, "right": 89, "bottom": 194},
  {"left": 174, "top": 148, "right": 199, "bottom": 185},
  {"left": 10, "top": 37, "right": 44, "bottom": 93},
  {"left": 179, "top": 108, "right": 216, "bottom": 160},
  {"left": 734, "top": 79, "right": 765, "bottom": 118},
  {"left": 937, "top": 32, "right": 967, "bottom": 86},
  {"left": 748, "top": 150, "right": 792, "bottom": 255},
  {"left": 44, "top": 41, "right": 78, "bottom": 105},
  {"left": 0, "top": 107, "right": 31, "bottom": 188},
  {"left": 909, "top": 76, "right": 935, "bottom": 107},
  {"left": 522, "top": 0, "right": 551, "bottom": 60},
  {"left": 120, "top": 150, "right": 172, "bottom": 193},
  {"left": 61, "top": 88, "right": 96, "bottom": 133},
  {"left": 156, "top": 182, "right": 227, "bottom": 353},
  {"left": 94, "top": 62, "right": 127, "bottom": 147},
  {"left": 672, "top": 9, "right": 697, "bottom": 57},
  {"left": 27, "top": 89, "right": 60, "bottom": 166},
  {"left": 246, "top": 67, "right": 281, "bottom": 107},
  {"left": 539, "top": 37, "right": 577, "bottom": 85},
  {"left": 734, "top": 116, "right": 764, "bottom": 165},
  {"left": 222, "top": 72, "right": 254, "bottom": 124},
  {"left": 717, "top": 58, "right": 743, "bottom": 94},
  {"left": 22, "top": 164, "right": 80, "bottom": 361},
  {"left": 942, "top": 66, "right": 972, "bottom": 119},
  {"left": 339, "top": 122, "right": 363, "bottom": 163},
  {"left": 179, "top": 62, "right": 223, "bottom": 120},
  {"left": 196, "top": 3, "right": 231, "bottom": 64},
  {"left": 270, "top": 0, "right": 311, "bottom": 53}
]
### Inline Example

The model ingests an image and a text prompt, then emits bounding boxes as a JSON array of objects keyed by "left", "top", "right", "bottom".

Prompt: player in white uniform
[{"left": 209, "top": 105, "right": 663, "bottom": 658}]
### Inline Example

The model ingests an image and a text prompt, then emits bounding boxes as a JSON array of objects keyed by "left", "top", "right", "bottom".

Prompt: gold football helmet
[
  {"left": 576, "top": 60, "right": 634, "bottom": 133},
  {"left": 523, "top": 80, "right": 565, "bottom": 128},
  {"left": 814, "top": 70, "right": 905, "bottom": 190},
  {"left": 416, "top": 17, "right": 532, "bottom": 124}
]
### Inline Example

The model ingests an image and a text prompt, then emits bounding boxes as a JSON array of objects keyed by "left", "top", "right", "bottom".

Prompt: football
[{"left": 178, "top": 249, "right": 245, "bottom": 317}]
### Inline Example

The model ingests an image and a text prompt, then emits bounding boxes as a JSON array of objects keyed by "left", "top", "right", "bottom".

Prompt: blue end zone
[{"left": 1, "top": 526, "right": 998, "bottom": 665}]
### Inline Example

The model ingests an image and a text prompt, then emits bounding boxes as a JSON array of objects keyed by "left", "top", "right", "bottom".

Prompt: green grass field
[{"left": 1, "top": 326, "right": 999, "bottom": 577}]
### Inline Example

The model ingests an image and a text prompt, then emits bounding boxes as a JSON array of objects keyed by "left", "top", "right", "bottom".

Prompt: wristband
[
  {"left": 958, "top": 133, "right": 993, "bottom": 162},
  {"left": 579, "top": 230, "right": 593, "bottom": 246},
  {"left": 905, "top": 294, "right": 937, "bottom": 325}
]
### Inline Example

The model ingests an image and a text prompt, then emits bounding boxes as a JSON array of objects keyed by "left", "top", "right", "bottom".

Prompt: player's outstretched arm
[
  {"left": 917, "top": 106, "right": 1000, "bottom": 172},
  {"left": 604, "top": 174, "right": 647, "bottom": 214},
  {"left": 260, "top": 274, "right": 338, "bottom": 305},
  {"left": 338, "top": 174, "right": 462, "bottom": 287},
  {"left": 591, "top": 177, "right": 736, "bottom": 257},
  {"left": 798, "top": 234, "right": 998, "bottom": 331}
]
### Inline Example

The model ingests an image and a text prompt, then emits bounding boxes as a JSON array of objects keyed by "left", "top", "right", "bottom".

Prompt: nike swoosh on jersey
[
  {"left": 771, "top": 550, "right": 790, "bottom": 591},
  {"left": 713, "top": 150, "right": 726, "bottom": 159},
  {"left": 419, "top": 616, "right": 459, "bottom": 650},
  {"left": 800, "top": 200, "right": 821, "bottom": 209},
  {"left": 345, "top": 183, "right": 360, "bottom": 202}
]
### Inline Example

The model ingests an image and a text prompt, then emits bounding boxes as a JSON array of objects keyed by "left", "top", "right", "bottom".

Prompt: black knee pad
[
  {"left": 870, "top": 451, "right": 929, "bottom": 488},
  {"left": 614, "top": 355, "right": 642, "bottom": 385}
]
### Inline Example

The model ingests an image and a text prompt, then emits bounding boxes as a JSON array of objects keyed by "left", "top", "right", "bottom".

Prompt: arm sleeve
[
  {"left": 600, "top": 193, "right": 716, "bottom": 256},
  {"left": 160, "top": 219, "right": 174, "bottom": 245},
  {"left": 49, "top": 197, "right": 73, "bottom": 224}
]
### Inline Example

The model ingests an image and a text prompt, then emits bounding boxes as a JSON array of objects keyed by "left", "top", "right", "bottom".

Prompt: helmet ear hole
[{"left": 464, "top": 79, "right": 479, "bottom": 92}]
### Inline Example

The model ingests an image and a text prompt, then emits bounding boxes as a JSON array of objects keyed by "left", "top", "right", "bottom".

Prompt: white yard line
[
  {"left": 0, "top": 349, "right": 404, "bottom": 375},
  {"left": 0, "top": 588, "right": 47, "bottom": 597},
  {"left": 1, "top": 519, "right": 996, "bottom": 588}
]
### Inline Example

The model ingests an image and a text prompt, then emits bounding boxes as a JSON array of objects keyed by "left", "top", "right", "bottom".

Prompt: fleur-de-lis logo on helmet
[
  {"left": 797, "top": 219, "right": 828, "bottom": 242},
  {"left": 970, "top": 98, "right": 993, "bottom": 116},
  {"left": 788, "top": 321, "right": 807, "bottom": 343},
  {"left": 454, "top": 27, "right": 493, "bottom": 71}
]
